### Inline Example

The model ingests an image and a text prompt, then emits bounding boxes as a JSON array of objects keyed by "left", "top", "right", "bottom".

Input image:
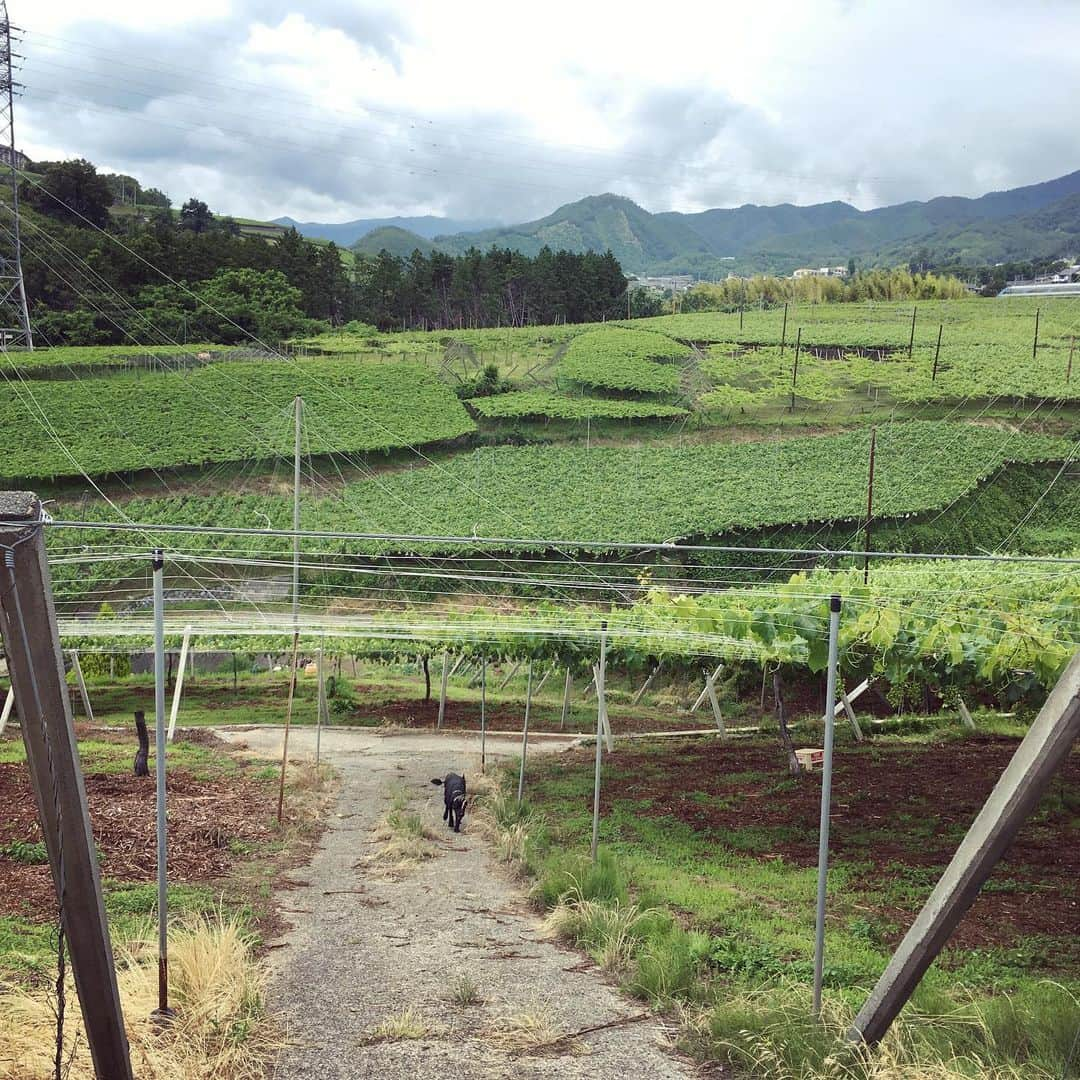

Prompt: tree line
[
  {"left": 677, "top": 268, "right": 970, "bottom": 313},
  {"left": 16, "top": 158, "right": 634, "bottom": 345}
]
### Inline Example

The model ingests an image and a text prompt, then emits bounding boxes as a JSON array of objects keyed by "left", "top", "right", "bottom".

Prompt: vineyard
[
  {"left": 558, "top": 326, "right": 688, "bottom": 394},
  {"left": 0, "top": 359, "right": 475, "bottom": 480},
  {"left": 466, "top": 389, "right": 688, "bottom": 420}
]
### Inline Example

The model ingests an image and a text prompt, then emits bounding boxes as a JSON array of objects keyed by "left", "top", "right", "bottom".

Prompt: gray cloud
[{"left": 18, "top": 2, "right": 1080, "bottom": 226}]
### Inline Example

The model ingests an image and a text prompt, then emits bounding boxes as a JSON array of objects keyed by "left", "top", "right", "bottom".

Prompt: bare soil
[
  {"left": 550, "top": 735, "right": 1080, "bottom": 952},
  {"left": 0, "top": 731, "right": 277, "bottom": 922}
]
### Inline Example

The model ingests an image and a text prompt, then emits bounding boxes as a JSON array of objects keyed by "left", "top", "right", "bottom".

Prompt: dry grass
[
  {"left": 0, "top": 912, "right": 277, "bottom": 1080},
  {"left": 542, "top": 899, "right": 651, "bottom": 975},
  {"left": 363, "top": 784, "right": 440, "bottom": 873},
  {"left": 448, "top": 973, "right": 483, "bottom": 1008},
  {"left": 357, "top": 1006, "right": 440, "bottom": 1045},
  {"left": 488, "top": 1004, "right": 588, "bottom": 1056}
]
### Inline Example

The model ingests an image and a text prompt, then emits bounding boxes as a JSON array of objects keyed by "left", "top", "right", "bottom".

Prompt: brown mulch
[
  {"left": 0, "top": 750, "right": 276, "bottom": 923},
  {"left": 545, "top": 735, "right": 1080, "bottom": 951}
]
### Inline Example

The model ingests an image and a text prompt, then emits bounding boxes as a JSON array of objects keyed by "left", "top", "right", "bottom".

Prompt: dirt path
[{"left": 214, "top": 726, "right": 694, "bottom": 1079}]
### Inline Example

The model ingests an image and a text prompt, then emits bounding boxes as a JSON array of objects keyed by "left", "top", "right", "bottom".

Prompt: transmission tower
[{"left": 0, "top": 0, "right": 31, "bottom": 350}]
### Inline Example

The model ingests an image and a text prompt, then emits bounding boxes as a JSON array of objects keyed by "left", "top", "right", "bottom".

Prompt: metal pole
[
  {"left": 276, "top": 630, "right": 300, "bottom": 824},
  {"left": 316, "top": 642, "right": 326, "bottom": 769},
  {"left": 790, "top": 327, "right": 801, "bottom": 411},
  {"left": 862, "top": 428, "right": 876, "bottom": 585},
  {"left": 932, "top": 323, "right": 942, "bottom": 382},
  {"left": 480, "top": 655, "right": 487, "bottom": 772},
  {"left": 517, "top": 659, "right": 534, "bottom": 805},
  {"left": 813, "top": 595, "right": 842, "bottom": 1018},
  {"left": 590, "top": 621, "right": 608, "bottom": 863},
  {"left": 152, "top": 549, "right": 172, "bottom": 1018},
  {"left": 292, "top": 396, "right": 303, "bottom": 630}
]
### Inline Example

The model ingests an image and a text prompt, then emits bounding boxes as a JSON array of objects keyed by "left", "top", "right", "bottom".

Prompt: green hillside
[{"left": 352, "top": 226, "right": 434, "bottom": 257}]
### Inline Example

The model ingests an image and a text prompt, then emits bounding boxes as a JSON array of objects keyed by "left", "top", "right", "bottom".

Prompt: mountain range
[{"left": 278, "top": 170, "right": 1080, "bottom": 276}]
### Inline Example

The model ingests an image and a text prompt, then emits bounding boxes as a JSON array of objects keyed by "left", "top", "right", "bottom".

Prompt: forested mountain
[
  {"left": 274, "top": 214, "right": 498, "bottom": 246},
  {"left": 424, "top": 170, "right": 1080, "bottom": 275},
  {"left": 17, "top": 159, "right": 631, "bottom": 343},
  {"left": 352, "top": 226, "right": 433, "bottom": 257}
]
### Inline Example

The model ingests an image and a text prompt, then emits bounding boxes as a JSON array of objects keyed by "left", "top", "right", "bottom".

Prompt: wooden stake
[
  {"left": 560, "top": 668, "right": 572, "bottom": 730},
  {"left": 437, "top": 651, "right": 448, "bottom": 729},
  {"left": 932, "top": 323, "right": 942, "bottom": 382},
  {"left": 704, "top": 668, "right": 727, "bottom": 738},
  {"left": 780, "top": 302, "right": 788, "bottom": 356},
  {"left": 498, "top": 660, "right": 521, "bottom": 691},
  {"left": 534, "top": 664, "right": 554, "bottom": 694},
  {"left": 0, "top": 685, "right": 13, "bottom": 735},
  {"left": 850, "top": 650, "right": 1080, "bottom": 1046},
  {"left": 276, "top": 631, "right": 301, "bottom": 825},
  {"left": 1032, "top": 307, "right": 1040, "bottom": 360},
  {"left": 0, "top": 493, "right": 133, "bottom": 1078},
  {"left": 691, "top": 664, "right": 724, "bottom": 712},
  {"left": 958, "top": 698, "right": 976, "bottom": 730},
  {"left": 69, "top": 649, "right": 94, "bottom": 723},
  {"left": 908, "top": 306, "right": 917, "bottom": 358},
  {"left": 167, "top": 626, "right": 191, "bottom": 742},
  {"left": 632, "top": 661, "right": 661, "bottom": 705},
  {"left": 1068, "top": 336, "right": 1074, "bottom": 383}
]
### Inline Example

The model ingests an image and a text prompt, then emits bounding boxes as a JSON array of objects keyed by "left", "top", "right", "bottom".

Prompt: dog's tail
[{"left": 430, "top": 778, "right": 444, "bottom": 786}]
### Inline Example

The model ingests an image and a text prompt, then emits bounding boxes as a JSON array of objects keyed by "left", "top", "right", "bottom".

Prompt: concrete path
[{"left": 212, "top": 725, "right": 695, "bottom": 1080}]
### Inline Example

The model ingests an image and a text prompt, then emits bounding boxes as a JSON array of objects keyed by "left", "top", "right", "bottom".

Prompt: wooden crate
[{"left": 795, "top": 747, "right": 825, "bottom": 771}]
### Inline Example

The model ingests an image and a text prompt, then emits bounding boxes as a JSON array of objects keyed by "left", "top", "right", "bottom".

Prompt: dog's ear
[{"left": 431, "top": 778, "right": 443, "bottom": 786}]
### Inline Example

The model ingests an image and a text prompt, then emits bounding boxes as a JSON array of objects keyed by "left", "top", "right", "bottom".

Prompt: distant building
[
  {"left": 998, "top": 281, "right": 1080, "bottom": 297},
  {"left": 0, "top": 146, "right": 29, "bottom": 171},
  {"left": 792, "top": 266, "right": 848, "bottom": 280},
  {"left": 629, "top": 274, "right": 695, "bottom": 293}
]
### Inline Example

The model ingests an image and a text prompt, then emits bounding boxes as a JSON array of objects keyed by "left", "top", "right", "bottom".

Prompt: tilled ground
[
  {"left": 545, "top": 734, "right": 1079, "bottom": 952},
  {"left": 0, "top": 733, "right": 276, "bottom": 921}
]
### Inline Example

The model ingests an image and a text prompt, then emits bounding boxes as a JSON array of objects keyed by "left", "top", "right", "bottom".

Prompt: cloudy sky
[{"left": 18, "top": 0, "right": 1080, "bottom": 225}]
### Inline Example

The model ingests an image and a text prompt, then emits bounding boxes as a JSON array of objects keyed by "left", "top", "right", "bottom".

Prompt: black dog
[{"left": 431, "top": 773, "right": 467, "bottom": 832}]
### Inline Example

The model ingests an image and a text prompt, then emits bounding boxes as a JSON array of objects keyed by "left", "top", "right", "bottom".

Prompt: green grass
[{"left": 495, "top": 731, "right": 1080, "bottom": 1077}]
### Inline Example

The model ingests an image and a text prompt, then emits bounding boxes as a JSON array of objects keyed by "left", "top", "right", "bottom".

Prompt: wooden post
[
  {"left": 691, "top": 664, "right": 724, "bottom": 712},
  {"left": 908, "top": 306, "right": 917, "bottom": 358},
  {"left": 632, "top": 662, "right": 661, "bottom": 705},
  {"left": 0, "top": 492, "right": 133, "bottom": 1078},
  {"left": 437, "top": 651, "right": 448, "bottom": 729},
  {"left": 790, "top": 327, "right": 802, "bottom": 411},
  {"left": 534, "top": 664, "right": 554, "bottom": 694},
  {"left": 932, "top": 323, "right": 942, "bottom": 382},
  {"left": 838, "top": 691, "right": 864, "bottom": 742},
  {"left": 1032, "top": 307, "right": 1040, "bottom": 360},
  {"left": 704, "top": 668, "right": 727, "bottom": 738},
  {"left": 780, "top": 301, "right": 788, "bottom": 356},
  {"left": 850, "top": 649, "right": 1080, "bottom": 1046},
  {"left": 1068, "top": 336, "right": 1074, "bottom": 383},
  {"left": 0, "top": 685, "right": 13, "bottom": 735},
  {"left": 958, "top": 698, "right": 976, "bottom": 730},
  {"left": 560, "top": 667, "right": 572, "bottom": 730},
  {"left": 167, "top": 626, "right": 191, "bottom": 742},
  {"left": 134, "top": 710, "right": 149, "bottom": 777},
  {"left": 276, "top": 631, "right": 301, "bottom": 825},
  {"left": 517, "top": 660, "right": 534, "bottom": 805},
  {"left": 863, "top": 427, "right": 877, "bottom": 585},
  {"left": 498, "top": 660, "right": 521, "bottom": 691},
  {"left": 69, "top": 649, "right": 94, "bottom": 723},
  {"left": 448, "top": 653, "right": 466, "bottom": 678}
]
